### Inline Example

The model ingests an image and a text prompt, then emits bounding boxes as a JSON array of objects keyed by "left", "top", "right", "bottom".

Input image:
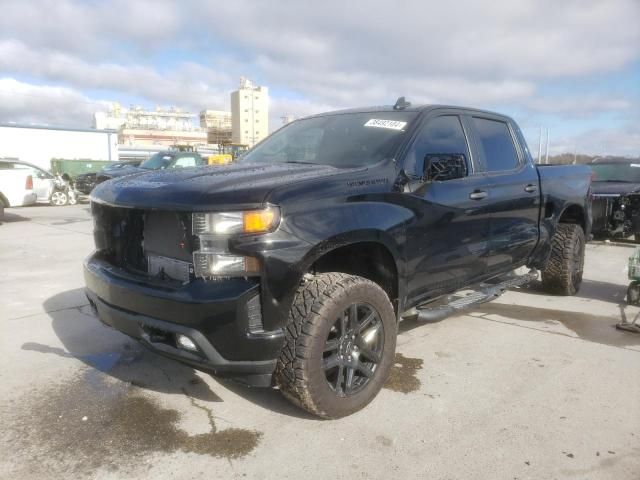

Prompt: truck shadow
[
  {"left": 1, "top": 210, "right": 31, "bottom": 223},
  {"left": 521, "top": 279, "right": 627, "bottom": 304},
  {"left": 37, "top": 288, "right": 314, "bottom": 419}
]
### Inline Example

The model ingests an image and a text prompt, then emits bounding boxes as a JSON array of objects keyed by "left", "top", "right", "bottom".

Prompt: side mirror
[{"left": 423, "top": 154, "right": 468, "bottom": 182}]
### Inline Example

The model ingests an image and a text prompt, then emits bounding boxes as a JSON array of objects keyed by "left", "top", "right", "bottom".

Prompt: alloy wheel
[{"left": 322, "top": 302, "right": 384, "bottom": 396}]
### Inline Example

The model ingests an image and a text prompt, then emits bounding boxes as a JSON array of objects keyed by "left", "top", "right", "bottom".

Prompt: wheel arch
[
  {"left": 557, "top": 203, "right": 586, "bottom": 231},
  {"left": 306, "top": 236, "right": 402, "bottom": 315}
]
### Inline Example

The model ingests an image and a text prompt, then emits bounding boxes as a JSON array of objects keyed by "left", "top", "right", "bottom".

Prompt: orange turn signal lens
[{"left": 243, "top": 208, "right": 278, "bottom": 233}]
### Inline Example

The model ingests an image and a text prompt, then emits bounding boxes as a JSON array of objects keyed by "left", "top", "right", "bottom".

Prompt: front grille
[{"left": 91, "top": 203, "right": 195, "bottom": 281}]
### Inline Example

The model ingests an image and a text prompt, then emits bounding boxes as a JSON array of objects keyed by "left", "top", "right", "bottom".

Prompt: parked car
[
  {"left": 589, "top": 158, "right": 640, "bottom": 242},
  {"left": 85, "top": 102, "right": 592, "bottom": 418},
  {"left": 0, "top": 159, "right": 37, "bottom": 221},
  {"left": 92, "top": 152, "right": 204, "bottom": 188},
  {"left": 75, "top": 160, "right": 142, "bottom": 195},
  {"left": 0, "top": 159, "right": 76, "bottom": 206}
]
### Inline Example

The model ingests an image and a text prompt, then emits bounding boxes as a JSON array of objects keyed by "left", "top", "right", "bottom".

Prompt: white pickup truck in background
[{"left": 0, "top": 159, "right": 37, "bottom": 221}]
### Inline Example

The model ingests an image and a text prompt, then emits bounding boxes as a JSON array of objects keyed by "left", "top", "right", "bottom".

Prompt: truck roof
[{"left": 306, "top": 103, "right": 514, "bottom": 122}]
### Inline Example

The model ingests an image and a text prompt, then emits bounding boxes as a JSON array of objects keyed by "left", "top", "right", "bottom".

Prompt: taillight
[{"left": 25, "top": 175, "right": 33, "bottom": 190}]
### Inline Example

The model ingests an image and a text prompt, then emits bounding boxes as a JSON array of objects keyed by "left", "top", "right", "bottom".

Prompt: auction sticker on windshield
[{"left": 364, "top": 119, "right": 407, "bottom": 130}]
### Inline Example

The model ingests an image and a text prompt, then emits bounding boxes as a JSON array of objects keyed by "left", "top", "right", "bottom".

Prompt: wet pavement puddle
[
  {"left": 384, "top": 353, "right": 424, "bottom": 394},
  {"left": 7, "top": 344, "right": 263, "bottom": 476}
]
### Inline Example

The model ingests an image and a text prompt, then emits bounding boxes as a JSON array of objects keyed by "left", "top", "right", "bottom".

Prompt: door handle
[
  {"left": 469, "top": 190, "right": 488, "bottom": 200},
  {"left": 524, "top": 184, "right": 538, "bottom": 193}
]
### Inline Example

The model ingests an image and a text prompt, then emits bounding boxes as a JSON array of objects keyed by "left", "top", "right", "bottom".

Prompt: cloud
[
  {"left": 0, "top": 78, "right": 109, "bottom": 126},
  {"left": 0, "top": 0, "right": 637, "bottom": 155},
  {"left": 524, "top": 95, "right": 632, "bottom": 117},
  {"left": 0, "top": 40, "right": 231, "bottom": 110},
  {"left": 550, "top": 124, "right": 640, "bottom": 157},
  {"left": 198, "top": 0, "right": 640, "bottom": 79},
  {"left": 0, "top": 0, "right": 182, "bottom": 57}
]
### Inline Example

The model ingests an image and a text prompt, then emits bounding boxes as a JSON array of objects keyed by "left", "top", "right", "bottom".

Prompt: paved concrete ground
[{"left": 1, "top": 204, "right": 639, "bottom": 480}]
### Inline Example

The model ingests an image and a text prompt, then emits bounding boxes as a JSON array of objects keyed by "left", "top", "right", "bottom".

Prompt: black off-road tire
[
  {"left": 275, "top": 273, "right": 396, "bottom": 419},
  {"left": 541, "top": 223, "right": 585, "bottom": 295}
]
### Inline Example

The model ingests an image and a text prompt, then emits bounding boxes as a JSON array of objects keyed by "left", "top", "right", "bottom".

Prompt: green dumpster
[{"left": 50, "top": 159, "right": 115, "bottom": 178}]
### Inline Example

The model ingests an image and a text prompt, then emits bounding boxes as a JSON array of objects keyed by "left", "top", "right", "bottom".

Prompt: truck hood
[
  {"left": 592, "top": 181, "right": 640, "bottom": 196},
  {"left": 98, "top": 165, "right": 146, "bottom": 179},
  {"left": 90, "top": 162, "right": 347, "bottom": 210}
]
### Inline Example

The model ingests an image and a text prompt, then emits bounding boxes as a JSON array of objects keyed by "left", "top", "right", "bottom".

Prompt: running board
[{"left": 415, "top": 270, "right": 539, "bottom": 323}]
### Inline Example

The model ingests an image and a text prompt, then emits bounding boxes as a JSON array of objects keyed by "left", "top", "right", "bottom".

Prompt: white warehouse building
[{"left": 0, "top": 124, "right": 118, "bottom": 171}]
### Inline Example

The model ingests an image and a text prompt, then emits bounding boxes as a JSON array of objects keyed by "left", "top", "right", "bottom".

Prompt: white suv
[{"left": 0, "top": 159, "right": 38, "bottom": 221}]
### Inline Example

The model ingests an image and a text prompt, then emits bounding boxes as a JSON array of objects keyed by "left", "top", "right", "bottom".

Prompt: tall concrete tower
[{"left": 231, "top": 77, "right": 269, "bottom": 147}]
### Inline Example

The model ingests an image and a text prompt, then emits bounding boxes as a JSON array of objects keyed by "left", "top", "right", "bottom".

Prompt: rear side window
[{"left": 472, "top": 117, "right": 520, "bottom": 172}]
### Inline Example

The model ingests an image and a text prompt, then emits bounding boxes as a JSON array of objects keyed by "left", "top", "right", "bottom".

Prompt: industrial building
[
  {"left": 117, "top": 127, "right": 207, "bottom": 147},
  {"left": 95, "top": 103, "right": 207, "bottom": 147},
  {"left": 199, "top": 110, "right": 232, "bottom": 145},
  {"left": 231, "top": 78, "right": 269, "bottom": 147},
  {"left": 0, "top": 124, "right": 117, "bottom": 171}
]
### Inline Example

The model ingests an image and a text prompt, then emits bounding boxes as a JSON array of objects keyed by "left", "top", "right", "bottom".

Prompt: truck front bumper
[{"left": 83, "top": 253, "right": 284, "bottom": 387}]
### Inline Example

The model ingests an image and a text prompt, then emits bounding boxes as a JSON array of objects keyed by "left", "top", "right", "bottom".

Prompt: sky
[{"left": 0, "top": 0, "right": 638, "bottom": 157}]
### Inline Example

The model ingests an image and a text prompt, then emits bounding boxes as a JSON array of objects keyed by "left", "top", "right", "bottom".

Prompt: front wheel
[
  {"left": 50, "top": 190, "right": 68, "bottom": 206},
  {"left": 541, "top": 223, "right": 585, "bottom": 295},
  {"left": 275, "top": 273, "right": 397, "bottom": 419}
]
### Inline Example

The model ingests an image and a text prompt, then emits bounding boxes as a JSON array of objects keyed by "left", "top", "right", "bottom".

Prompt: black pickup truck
[{"left": 85, "top": 102, "right": 592, "bottom": 418}]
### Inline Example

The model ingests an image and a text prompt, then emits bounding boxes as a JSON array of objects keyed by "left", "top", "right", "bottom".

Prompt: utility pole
[
  {"left": 537, "top": 126, "right": 543, "bottom": 164},
  {"left": 544, "top": 128, "right": 550, "bottom": 164}
]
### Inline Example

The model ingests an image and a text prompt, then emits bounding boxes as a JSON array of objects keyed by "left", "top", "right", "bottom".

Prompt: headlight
[
  {"left": 192, "top": 207, "right": 279, "bottom": 235},
  {"left": 192, "top": 207, "right": 279, "bottom": 278}
]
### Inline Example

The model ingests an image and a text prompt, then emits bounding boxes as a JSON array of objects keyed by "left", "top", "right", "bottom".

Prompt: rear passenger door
[{"left": 466, "top": 115, "right": 540, "bottom": 274}]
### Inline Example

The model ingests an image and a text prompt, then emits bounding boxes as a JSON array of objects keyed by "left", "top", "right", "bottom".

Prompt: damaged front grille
[{"left": 91, "top": 202, "right": 195, "bottom": 283}]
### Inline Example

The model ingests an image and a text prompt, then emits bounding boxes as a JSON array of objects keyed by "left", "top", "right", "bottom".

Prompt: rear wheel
[
  {"left": 50, "top": 190, "right": 68, "bottom": 206},
  {"left": 541, "top": 223, "right": 585, "bottom": 295},
  {"left": 275, "top": 273, "right": 396, "bottom": 419}
]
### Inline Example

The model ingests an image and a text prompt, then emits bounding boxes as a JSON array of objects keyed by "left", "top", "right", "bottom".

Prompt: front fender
[{"left": 233, "top": 200, "right": 414, "bottom": 330}]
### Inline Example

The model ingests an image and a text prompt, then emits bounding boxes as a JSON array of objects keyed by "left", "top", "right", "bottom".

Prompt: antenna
[{"left": 393, "top": 97, "right": 411, "bottom": 110}]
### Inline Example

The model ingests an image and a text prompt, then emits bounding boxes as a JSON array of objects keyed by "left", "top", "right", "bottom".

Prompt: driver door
[{"left": 403, "top": 113, "right": 491, "bottom": 305}]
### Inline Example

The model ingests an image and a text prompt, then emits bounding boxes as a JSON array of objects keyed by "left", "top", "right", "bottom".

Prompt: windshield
[
  {"left": 139, "top": 153, "right": 202, "bottom": 170},
  {"left": 590, "top": 163, "right": 640, "bottom": 183},
  {"left": 240, "top": 111, "right": 418, "bottom": 168}
]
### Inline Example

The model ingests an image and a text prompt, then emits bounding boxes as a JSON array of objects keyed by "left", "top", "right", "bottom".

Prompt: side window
[
  {"left": 31, "top": 167, "right": 52, "bottom": 179},
  {"left": 172, "top": 156, "right": 197, "bottom": 168},
  {"left": 471, "top": 117, "right": 520, "bottom": 172},
  {"left": 404, "top": 115, "right": 470, "bottom": 177}
]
